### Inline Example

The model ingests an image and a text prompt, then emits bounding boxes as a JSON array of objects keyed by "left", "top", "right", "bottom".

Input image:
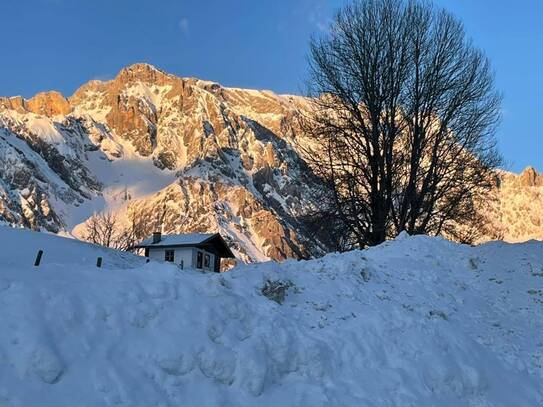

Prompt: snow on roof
[{"left": 136, "top": 233, "right": 216, "bottom": 247}]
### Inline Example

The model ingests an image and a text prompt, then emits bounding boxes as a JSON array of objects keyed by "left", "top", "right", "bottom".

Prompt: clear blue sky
[{"left": 1, "top": 0, "right": 541, "bottom": 172}]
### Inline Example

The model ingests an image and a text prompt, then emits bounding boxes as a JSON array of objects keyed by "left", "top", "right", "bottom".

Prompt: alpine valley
[{"left": 0, "top": 63, "right": 541, "bottom": 261}]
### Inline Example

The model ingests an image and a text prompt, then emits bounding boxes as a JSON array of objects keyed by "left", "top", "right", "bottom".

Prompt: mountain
[
  {"left": 0, "top": 63, "right": 323, "bottom": 262},
  {"left": 484, "top": 166, "right": 543, "bottom": 242},
  {"left": 1, "top": 226, "right": 542, "bottom": 405},
  {"left": 0, "top": 63, "right": 541, "bottom": 261}
]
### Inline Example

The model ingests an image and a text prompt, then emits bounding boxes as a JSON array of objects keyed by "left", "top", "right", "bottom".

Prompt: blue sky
[{"left": 1, "top": 0, "right": 541, "bottom": 172}]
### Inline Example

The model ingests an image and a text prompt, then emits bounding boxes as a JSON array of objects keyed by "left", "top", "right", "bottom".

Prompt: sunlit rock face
[
  {"left": 510, "top": 166, "right": 543, "bottom": 187},
  {"left": 0, "top": 63, "right": 322, "bottom": 262},
  {"left": 483, "top": 167, "right": 543, "bottom": 242},
  {"left": 122, "top": 178, "right": 309, "bottom": 263},
  {"left": 0, "top": 91, "right": 71, "bottom": 117}
]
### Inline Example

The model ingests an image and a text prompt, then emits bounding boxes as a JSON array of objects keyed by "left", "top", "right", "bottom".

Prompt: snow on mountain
[
  {"left": 0, "top": 111, "right": 103, "bottom": 231},
  {"left": 0, "top": 62, "right": 541, "bottom": 262},
  {"left": 0, "top": 226, "right": 542, "bottom": 406},
  {"left": 0, "top": 63, "right": 323, "bottom": 262}
]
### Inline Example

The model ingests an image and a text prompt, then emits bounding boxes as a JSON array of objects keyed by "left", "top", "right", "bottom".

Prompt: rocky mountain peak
[
  {"left": 0, "top": 91, "right": 71, "bottom": 117},
  {"left": 519, "top": 166, "right": 542, "bottom": 187},
  {"left": 27, "top": 91, "right": 72, "bottom": 117},
  {"left": 114, "top": 63, "right": 172, "bottom": 86}
]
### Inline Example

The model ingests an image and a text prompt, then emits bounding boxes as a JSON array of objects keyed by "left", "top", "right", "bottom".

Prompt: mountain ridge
[{"left": 0, "top": 63, "right": 541, "bottom": 260}]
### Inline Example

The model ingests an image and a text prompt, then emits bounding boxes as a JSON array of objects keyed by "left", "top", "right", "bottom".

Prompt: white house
[{"left": 134, "top": 232, "right": 235, "bottom": 272}]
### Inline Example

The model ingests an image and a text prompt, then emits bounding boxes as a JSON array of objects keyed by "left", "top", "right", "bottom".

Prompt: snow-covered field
[{"left": 0, "top": 226, "right": 542, "bottom": 406}]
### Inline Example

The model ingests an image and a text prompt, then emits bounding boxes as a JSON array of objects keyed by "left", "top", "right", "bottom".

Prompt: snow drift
[{"left": 0, "top": 226, "right": 542, "bottom": 406}]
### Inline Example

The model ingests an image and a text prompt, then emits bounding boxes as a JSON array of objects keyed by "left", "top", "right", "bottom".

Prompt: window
[
  {"left": 196, "top": 251, "right": 203, "bottom": 269},
  {"left": 204, "top": 254, "right": 210, "bottom": 268},
  {"left": 165, "top": 250, "right": 175, "bottom": 262}
]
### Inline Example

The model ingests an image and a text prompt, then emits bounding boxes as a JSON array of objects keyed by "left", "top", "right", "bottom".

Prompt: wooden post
[
  {"left": 34, "top": 250, "right": 43, "bottom": 267},
  {"left": 96, "top": 257, "right": 102, "bottom": 268}
]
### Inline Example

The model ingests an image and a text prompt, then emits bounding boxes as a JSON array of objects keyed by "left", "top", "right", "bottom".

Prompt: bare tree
[
  {"left": 302, "top": 0, "right": 501, "bottom": 248},
  {"left": 82, "top": 212, "right": 122, "bottom": 249},
  {"left": 81, "top": 211, "right": 150, "bottom": 250},
  {"left": 121, "top": 208, "right": 155, "bottom": 251}
]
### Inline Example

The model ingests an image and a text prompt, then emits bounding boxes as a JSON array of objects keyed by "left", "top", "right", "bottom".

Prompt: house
[{"left": 134, "top": 232, "right": 235, "bottom": 272}]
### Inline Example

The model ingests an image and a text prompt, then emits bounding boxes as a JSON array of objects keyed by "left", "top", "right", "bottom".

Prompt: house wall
[
  {"left": 148, "top": 247, "right": 193, "bottom": 269},
  {"left": 147, "top": 247, "right": 216, "bottom": 272},
  {"left": 191, "top": 248, "right": 216, "bottom": 272}
]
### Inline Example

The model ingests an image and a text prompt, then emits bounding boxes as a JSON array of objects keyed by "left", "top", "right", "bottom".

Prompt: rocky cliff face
[
  {"left": 499, "top": 166, "right": 543, "bottom": 188},
  {"left": 0, "top": 63, "right": 540, "bottom": 260},
  {"left": 0, "top": 113, "right": 103, "bottom": 231},
  {"left": 483, "top": 167, "right": 543, "bottom": 242},
  {"left": 0, "top": 91, "right": 72, "bottom": 117},
  {"left": 0, "top": 63, "right": 322, "bottom": 262}
]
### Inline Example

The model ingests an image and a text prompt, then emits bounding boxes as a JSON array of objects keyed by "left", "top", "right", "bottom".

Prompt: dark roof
[{"left": 134, "top": 233, "right": 235, "bottom": 258}]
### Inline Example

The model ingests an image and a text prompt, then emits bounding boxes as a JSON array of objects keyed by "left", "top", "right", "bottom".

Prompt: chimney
[{"left": 152, "top": 232, "right": 162, "bottom": 244}]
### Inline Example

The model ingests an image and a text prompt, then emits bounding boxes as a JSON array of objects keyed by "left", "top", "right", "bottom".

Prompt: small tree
[
  {"left": 302, "top": 0, "right": 501, "bottom": 247},
  {"left": 82, "top": 212, "right": 123, "bottom": 249},
  {"left": 120, "top": 208, "right": 155, "bottom": 251},
  {"left": 81, "top": 205, "right": 170, "bottom": 251}
]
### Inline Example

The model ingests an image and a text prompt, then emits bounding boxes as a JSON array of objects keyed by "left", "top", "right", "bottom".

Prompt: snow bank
[
  {"left": 0, "top": 227, "right": 542, "bottom": 406},
  {"left": 0, "top": 226, "right": 144, "bottom": 269}
]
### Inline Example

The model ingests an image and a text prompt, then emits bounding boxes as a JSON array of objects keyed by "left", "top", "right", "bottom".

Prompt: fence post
[
  {"left": 96, "top": 257, "right": 102, "bottom": 268},
  {"left": 34, "top": 250, "right": 43, "bottom": 267}
]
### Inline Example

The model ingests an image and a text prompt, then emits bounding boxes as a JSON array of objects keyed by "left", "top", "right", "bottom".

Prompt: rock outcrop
[
  {"left": 515, "top": 166, "right": 543, "bottom": 187},
  {"left": 483, "top": 167, "right": 543, "bottom": 242},
  {"left": 0, "top": 91, "right": 71, "bottom": 117}
]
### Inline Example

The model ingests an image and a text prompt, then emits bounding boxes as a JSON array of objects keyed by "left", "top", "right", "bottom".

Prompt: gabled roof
[
  {"left": 136, "top": 233, "right": 215, "bottom": 247},
  {"left": 134, "top": 233, "right": 235, "bottom": 258}
]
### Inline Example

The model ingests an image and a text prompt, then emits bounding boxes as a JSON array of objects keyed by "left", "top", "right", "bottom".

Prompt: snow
[
  {"left": 224, "top": 220, "right": 271, "bottom": 263},
  {"left": 66, "top": 133, "right": 177, "bottom": 232},
  {"left": 85, "top": 152, "right": 177, "bottom": 206},
  {"left": 0, "top": 119, "right": 77, "bottom": 196},
  {"left": 71, "top": 90, "right": 111, "bottom": 123},
  {"left": 0, "top": 226, "right": 144, "bottom": 269},
  {"left": 0, "top": 226, "right": 542, "bottom": 406},
  {"left": 27, "top": 118, "right": 64, "bottom": 143},
  {"left": 4, "top": 111, "right": 77, "bottom": 158},
  {"left": 122, "top": 84, "right": 172, "bottom": 113},
  {"left": 136, "top": 233, "right": 216, "bottom": 247}
]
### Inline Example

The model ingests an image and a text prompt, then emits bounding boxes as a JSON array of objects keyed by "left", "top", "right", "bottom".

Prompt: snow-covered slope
[
  {"left": 0, "top": 226, "right": 542, "bottom": 406},
  {"left": 0, "top": 226, "right": 145, "bottom": 269}
]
